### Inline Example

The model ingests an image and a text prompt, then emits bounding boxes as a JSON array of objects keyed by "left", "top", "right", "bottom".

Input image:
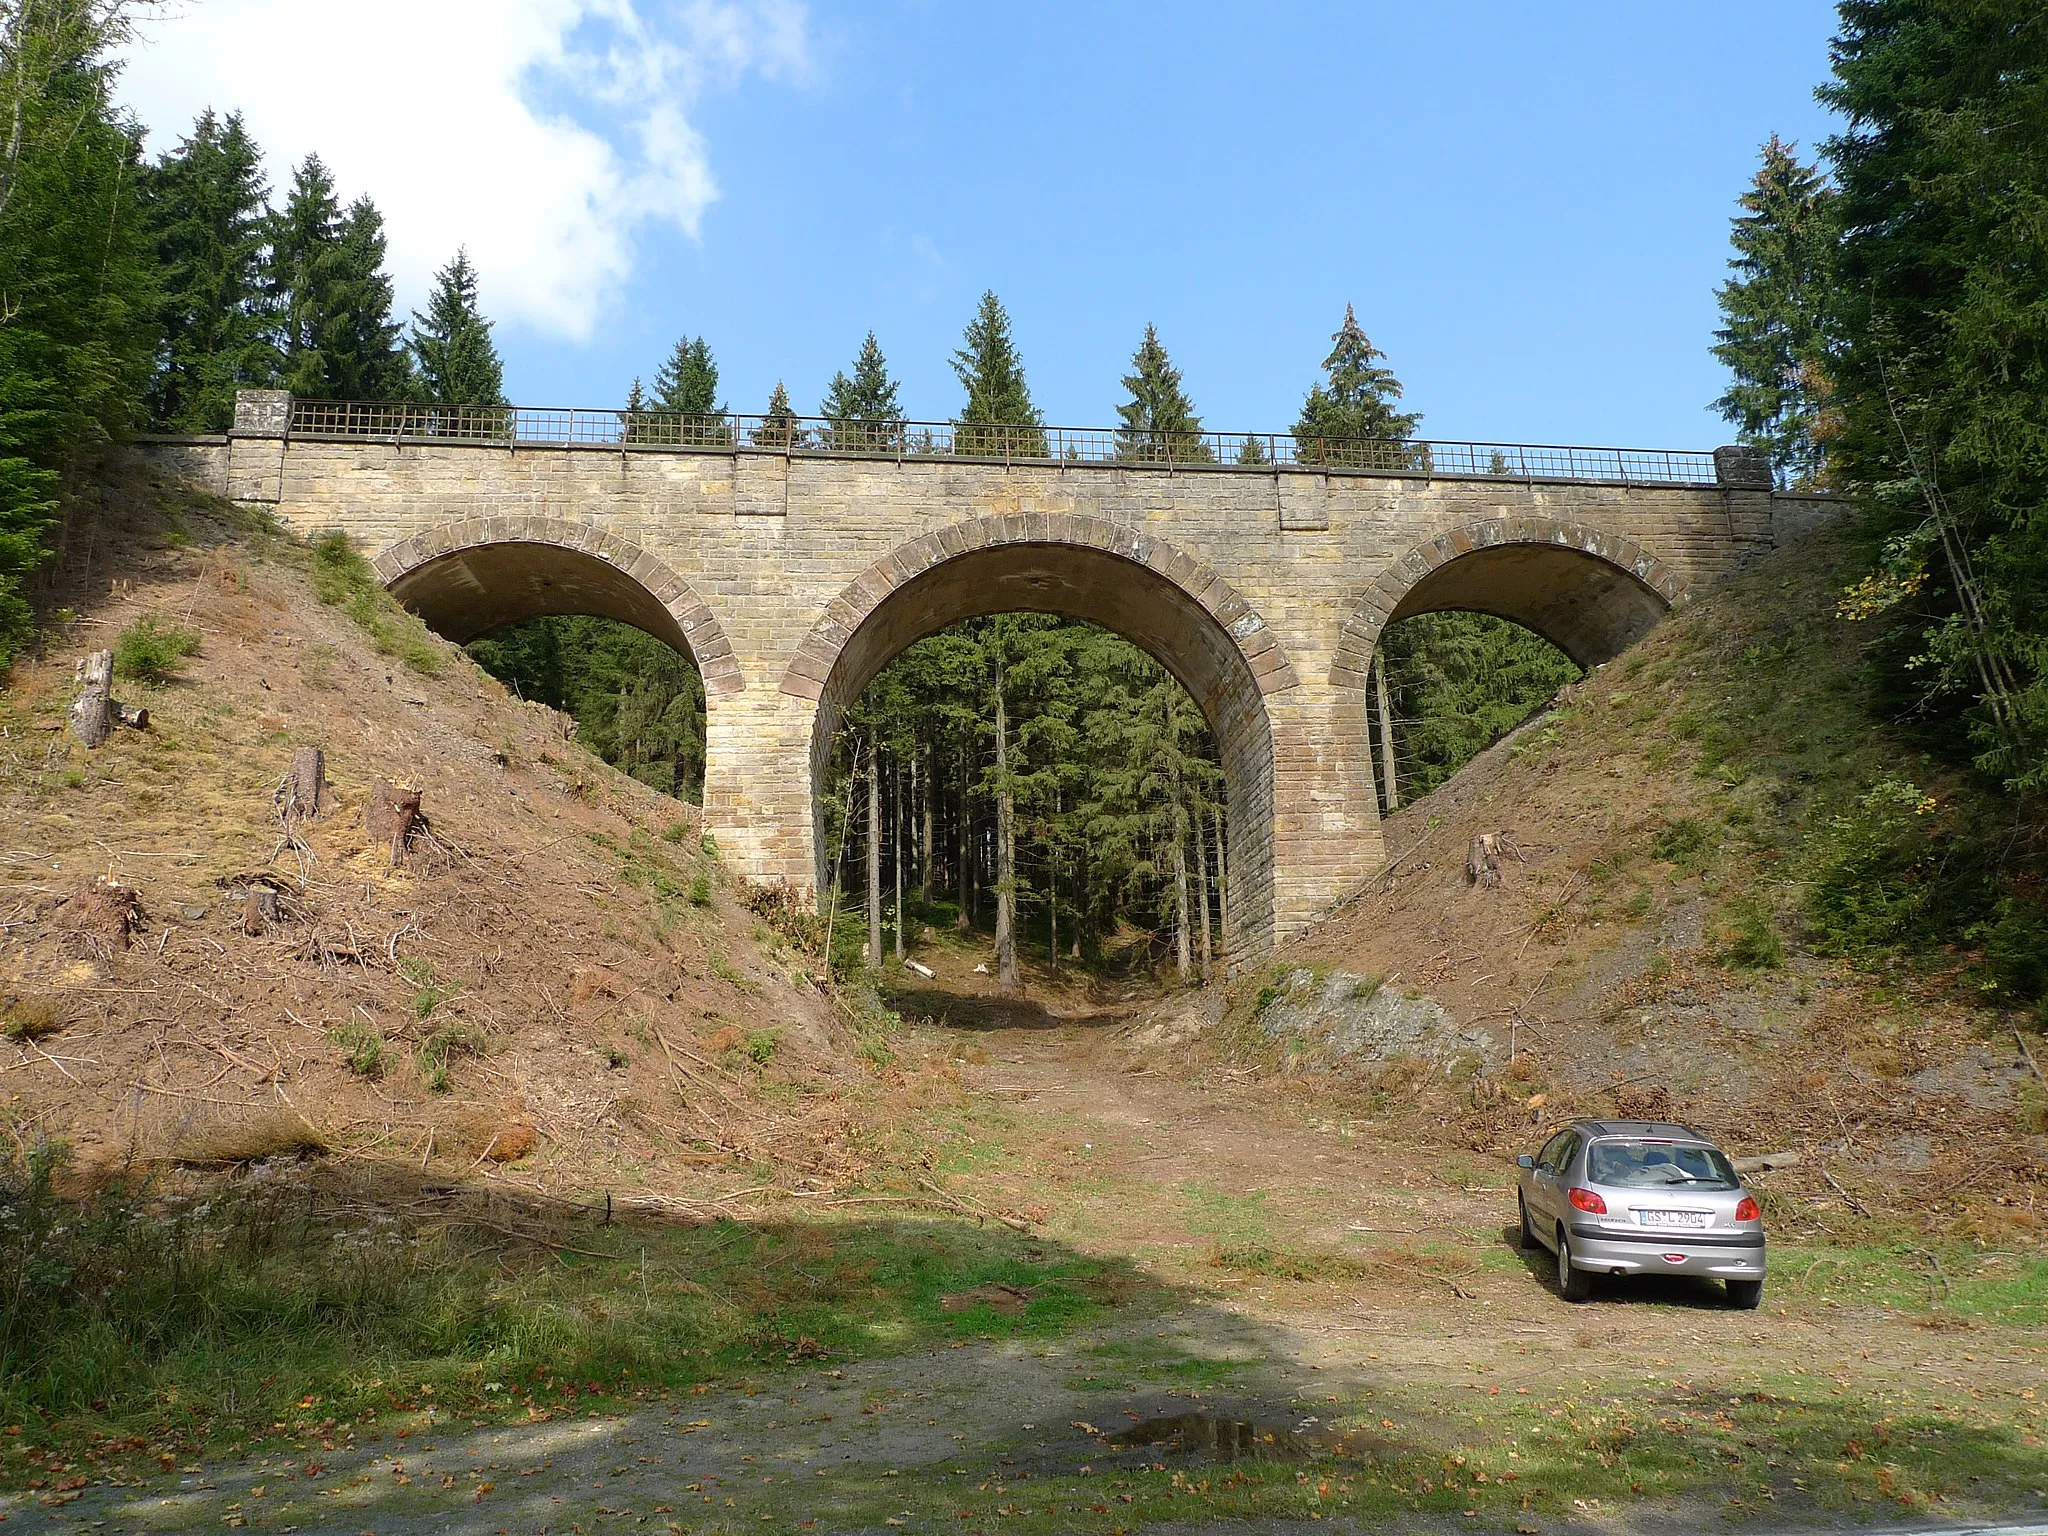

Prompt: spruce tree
[
  {"left": 820, "top": 331, "right": 903, "bottom": 451},
  {"left": 1115, "top": 324, "right": 1212, "bottom": 463},
  {"left": 621, "top": 376, "right": 650, "bottom": 443},
  {"left": 754, "top": 380, "right": 806, "bottom": 448},
  {"left": 1711, "top": 136, "right": 1838, "bottom": 488},
  {"left": 143, "top": 109, "right": 277, "bottom": 430},
  {"left": 1293, "top": 304, "right": 1421, "bottom": 467},
  {"left": 0, "top": 0, "right": 158, "bottom": 663},
  {"left": 325, "top": 196, "right": 409, "bottom": 400},
  {"left": 267, "top": 155, "right": 344, "bottom": 398},
  {"left": 407, "top": 249, "right": 506, "bottom": 407},
  {"left": 1822, "top": 0, "right": 2048, "bottom": 790},
  {"left": 652, "top": 335, "right": 723, "bottom": 442},
  {"left": 951, "top": 291, "right": 1046, "bottom": 458},
  {"left": 653, "top": 335, "right": 719, "bottom": 413}
]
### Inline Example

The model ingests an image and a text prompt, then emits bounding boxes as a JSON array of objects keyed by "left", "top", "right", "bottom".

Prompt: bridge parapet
[{"left": 276, "top": 395, "right": 1745, "bottom": 490}]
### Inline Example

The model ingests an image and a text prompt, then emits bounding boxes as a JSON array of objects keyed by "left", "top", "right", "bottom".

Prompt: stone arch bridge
[{"left": 140, "top": 390, "right": 1826, "bottom": 957}]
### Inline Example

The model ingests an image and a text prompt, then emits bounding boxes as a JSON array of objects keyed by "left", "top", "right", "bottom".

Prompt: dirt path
[{"left": 15, "top": 1005, "right": 2047, "bottom": 1535}]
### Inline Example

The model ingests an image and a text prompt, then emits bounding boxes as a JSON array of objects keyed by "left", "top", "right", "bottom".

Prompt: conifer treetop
[
  {"left": 1115, "top": 324, "right": 1212, "bottom": 462},
  {"left": 654, "top": 335, "right": 720, "bottom": 416},
  {"left": 821, "top": 331, "right": 903, "bottom": 423},
  {"left": 952, "top": 291, "right": 1041, "bottom": 427},
  {"left": 1710, "top": 135, "right": 1838, "bottom": 488},
  {"left": 408, "top": 247, "right": 506, "bottom": 407},
  {"left": 952, "top": 291, "right": 1045, "bottom": 457}
]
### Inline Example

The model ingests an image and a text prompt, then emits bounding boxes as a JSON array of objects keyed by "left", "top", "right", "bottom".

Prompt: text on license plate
[{"left": 1637, "top": 1210, "right": 1710, "bottom": 1228}]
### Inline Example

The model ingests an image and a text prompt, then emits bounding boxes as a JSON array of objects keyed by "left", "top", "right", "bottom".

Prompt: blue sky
[{"left": 123, "top": 2, "right": 1843, "bottom": 449}]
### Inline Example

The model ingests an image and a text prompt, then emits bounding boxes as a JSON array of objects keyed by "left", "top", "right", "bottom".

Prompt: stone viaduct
[{"left": 139, "top": 390, "right": 1826, "bottom": 957}]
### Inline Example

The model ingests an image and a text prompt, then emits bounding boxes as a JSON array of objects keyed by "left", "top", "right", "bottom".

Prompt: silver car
[{"left": 1516, "top": 1119, "right": 1766, "bottom": 1308}]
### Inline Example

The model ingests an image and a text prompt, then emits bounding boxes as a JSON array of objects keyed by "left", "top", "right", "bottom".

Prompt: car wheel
[
  {"left": 1517, "top": 1194, "right": 1536, "bottom": 1250},
  {"left": 1726, "top": 1277, "right": 1764, "bottom": 1310},
  {"left": 1557, "top": 1230, "right": 1594, "bottom": 1303}
]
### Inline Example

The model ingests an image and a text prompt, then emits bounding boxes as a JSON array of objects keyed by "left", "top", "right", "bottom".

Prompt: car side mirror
[{"left": 1516, "top": 1154, "right": 1535, "bottom": 1170}]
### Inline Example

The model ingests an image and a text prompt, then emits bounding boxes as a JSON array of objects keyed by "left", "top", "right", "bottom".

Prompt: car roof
[{"left": 1565, "top": 1118, "right": 1713, "bottom": 1143}]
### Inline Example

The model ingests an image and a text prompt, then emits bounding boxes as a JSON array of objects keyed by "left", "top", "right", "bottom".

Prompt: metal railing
[{"left": 286, "top": 399, "right": 1721, "bottom": 487}]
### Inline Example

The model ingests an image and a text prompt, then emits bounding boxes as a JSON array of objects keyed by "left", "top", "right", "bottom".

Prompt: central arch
[{"left": 779, "top": 515, "right": 1301, "bottom": 956}]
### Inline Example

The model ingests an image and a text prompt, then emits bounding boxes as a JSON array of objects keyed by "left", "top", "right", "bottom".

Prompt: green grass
[
  {"left": 0, "top": 1147, "right": 1136, "bottom": 1481},
  {"left": 111, "top": 615, "right": 201, "bottom": 686},
  {"left": 1768, "top": 1242, "right": 2048, "bottom": 1324},
  {"left": 329, "top": 1019, "right": 383, "bottom": 1077},
  {"left": 309, "top": 531, "right": 442, "bottom": 676}
]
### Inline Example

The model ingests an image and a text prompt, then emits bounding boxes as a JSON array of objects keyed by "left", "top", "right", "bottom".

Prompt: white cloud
[{"left": 116, "top": 0, "right": 810, "bottom": 341}]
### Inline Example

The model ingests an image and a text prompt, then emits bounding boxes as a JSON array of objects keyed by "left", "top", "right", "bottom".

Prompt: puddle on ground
[{"left": 1107, "top": 1412, "right": 1320, "bottom": 1462}]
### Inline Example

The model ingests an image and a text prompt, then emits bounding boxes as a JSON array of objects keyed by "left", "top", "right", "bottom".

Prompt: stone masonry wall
[{"left": 136, "top": 421, "right": 1795, "bottom": 952}]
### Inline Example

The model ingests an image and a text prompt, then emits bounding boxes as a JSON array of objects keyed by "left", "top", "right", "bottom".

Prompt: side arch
[
  {"left": 370, "top": 516, "right": 744, "bottom": 697},
  {"left": 1329, "top": 516, "right": 1691, "bottom": 686},
  {"left": 778, "top": 514, "right": 1303, "bottom": 956}
]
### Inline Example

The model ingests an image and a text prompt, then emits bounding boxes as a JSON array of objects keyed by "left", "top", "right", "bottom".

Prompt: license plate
[{"left": 1637, "top": 1209, "right": 1710, "bottom": 1228}]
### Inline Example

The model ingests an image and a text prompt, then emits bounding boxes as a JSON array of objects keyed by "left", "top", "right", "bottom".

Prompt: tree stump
[
  {"left": 70, "top": 650, "right": 114, "bottom": 747},
  {"left": 60, "top": 875, "right": 141, "bottom": 951},
  {"left": 1467, "top": 833, "right": 1504, "bottom": 889},
  {"left": 243, "top": 884, "right": 281, "bottom": 935},
  {"left": 365, "top": 780, "right": 423, "bottom": 866},
  {"left": 278, "top": 746, "right": 327, "bottom": 826}
]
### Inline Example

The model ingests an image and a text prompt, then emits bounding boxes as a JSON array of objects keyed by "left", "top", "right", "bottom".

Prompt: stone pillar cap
[{"left": 231, "top": 390, "right": 293, "bottom": 438}]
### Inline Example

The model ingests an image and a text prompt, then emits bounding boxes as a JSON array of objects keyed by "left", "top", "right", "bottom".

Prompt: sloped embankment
[
  {"left": 0, "top": 462, "right": 917, "bottom": 1196},
  {"left": 1210, "top": 527, "right": 2046, "bottom": 1235}
]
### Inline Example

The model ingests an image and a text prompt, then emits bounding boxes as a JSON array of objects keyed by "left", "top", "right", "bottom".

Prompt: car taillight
[
  {"left": 1568, "top": 1187, "right": 1607, "bottom": 1214},
  {"left": 1734, "top": 1196, "right": 1760, "bottom": 1222}
]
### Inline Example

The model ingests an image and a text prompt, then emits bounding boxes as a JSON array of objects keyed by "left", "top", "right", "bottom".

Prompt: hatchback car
[{"left": 1516, "top": 1119, "right": 1765, "bottom": 1307}]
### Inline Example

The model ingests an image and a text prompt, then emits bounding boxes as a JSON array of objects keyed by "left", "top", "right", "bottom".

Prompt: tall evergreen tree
[
  {"left": 952, "top": 291, "right": 1046, "bottom": 458},
  {"left": 1711, "top": 136, "right": 1839, "bottom": 488},
  {"left": 407, "top": 249, "right": 506, "bottom": 407},
  {"left": 653, "top": 335, "right": 719, "bottom": 414},
  {"left": 1821, "top": 0, "right": 2048, "bottom": 790},
  {"left": 650, "top": 334, "right": 724, "bottom": 443},
  {"left": 820, "top": 331, "right": 902, "bottom": 450},
  {"left": 1115, "top": 324, "right": 1211, "bottom": 463},
  {"left": 0, "top": 0, "right": 159, "bottom": 664},
  {"left": 266, "top": 155, "right": 343, "bottom": 398},
  {"left": 1293, "top": 304, "right": 1422, "bottom": 467},
  {"left": 753, "top": 380, "right": 806, "bottom": 448},
  {"left": 324, "top": 196, "right": 409, "bottom": 400},
  {"left": 142, "top": 109, "right": 277, "bottom": 430}
]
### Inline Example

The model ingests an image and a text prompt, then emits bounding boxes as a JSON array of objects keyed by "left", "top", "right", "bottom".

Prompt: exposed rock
[{"left": 1258, "top": 968, "right": 1497, "bottom": 1066}]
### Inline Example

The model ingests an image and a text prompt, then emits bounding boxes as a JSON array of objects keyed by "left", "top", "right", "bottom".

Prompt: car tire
[
  {"left": 1726, "top": 1277, "right": 1764, "bottom": 1310},
  {"left": 1517, "top": 1194, "right": 1537, "bottom": 1250},
  {"left": 1557, "top": 1230, "right": 1594, "bottom": 1303}
]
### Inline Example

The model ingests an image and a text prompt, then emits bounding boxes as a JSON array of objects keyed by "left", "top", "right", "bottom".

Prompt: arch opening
[
  {"left": 1335, "top": 522, "right": 1683, "bottom": 815},
  {"left": 390, "top": 540, "right": 696, "bottom": 656},
  {"left": 1380, "top": 540, "right": 1672, "bottom": 670},
  {"left": 1370, "top": 612, "right": 1579, "bottom": 807},
  {"left": 381, "top": 531, "right": 743, "bottom": 806},
  {"left": 823, "top": 616, "right": 1227, "bottom": 981},
  {"left": 798, "top": 538, "right": 1283, "bottom": 959}
]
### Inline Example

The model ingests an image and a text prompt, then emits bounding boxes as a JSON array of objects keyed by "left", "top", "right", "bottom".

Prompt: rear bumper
[{"left": 1568, "top": 1223, "right": 1765, "bottom": 1279}]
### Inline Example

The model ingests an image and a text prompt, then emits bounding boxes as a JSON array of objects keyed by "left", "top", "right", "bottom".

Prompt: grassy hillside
[
  {"left": 1207, "top": 523, "right": 2046, "bottom": 1241},
  {"left": 0, "top": 459, "right": 939, "bottom": 1190}
]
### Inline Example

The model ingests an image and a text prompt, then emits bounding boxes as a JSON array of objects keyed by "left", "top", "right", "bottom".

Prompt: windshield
[{"left": 1586, "top": 1140, "right": 1738, "bottom": 1190}]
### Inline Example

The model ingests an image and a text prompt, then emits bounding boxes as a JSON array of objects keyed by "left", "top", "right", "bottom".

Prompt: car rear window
[{"left": 1586, "top": 1140, "right": 1738, "bottom": 1190}]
